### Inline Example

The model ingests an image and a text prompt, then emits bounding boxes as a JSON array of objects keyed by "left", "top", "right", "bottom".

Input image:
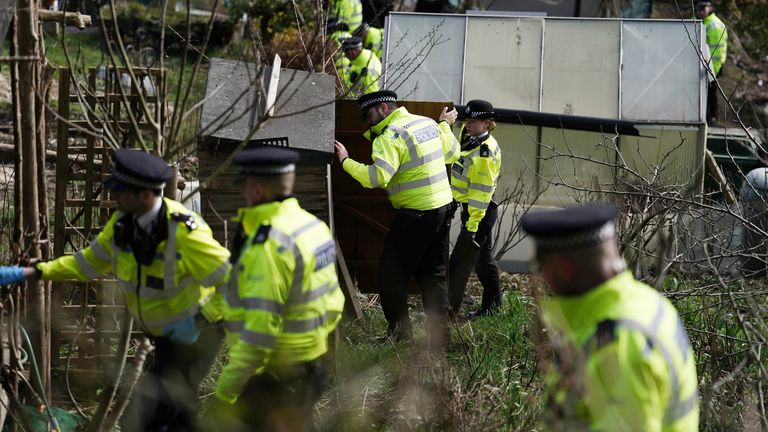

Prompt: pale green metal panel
[
  {"left": 618, "top": 126, "right": 703, "bottom": 187},
  {"left": 463, "top": 17, "right": 543, "bottom": 109},
  {"left": 492, "top": 124, "right": 540, "bottom": 203},
  {"left": 541, "top": 20, "right": 621, "bottom": 117},
  {"left": 537, "top": 128, "right": 618, "bottom": 205}
]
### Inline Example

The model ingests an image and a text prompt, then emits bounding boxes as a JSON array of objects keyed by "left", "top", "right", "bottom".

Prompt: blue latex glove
[
  {"left": 0, "top": 266, "right": 26, "bottom": 285},
  {"left": 163, "top": 315, "right": 202, "bottom": 345}
]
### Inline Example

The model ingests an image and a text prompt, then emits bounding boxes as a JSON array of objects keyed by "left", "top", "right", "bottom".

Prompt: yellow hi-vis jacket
[
  {"left": 704, "top": 13, "right": 727, "bottom": 76},
  {"left": 37, "top": 198, "right": 231, "bottom": 336},
  {"left": 450, "top": 128, "right": 502, "bottom": 233},
  {"left": 332, "top": 0, "right": 362, "bottom": 35},
  {"left": 215, "top": 198, "right": 344, "bottom": 403},
  {"left": 342, "top": 106, "right": 461, "bottom": 210},
  {"left": 543, "top": 271, "right": 699, "bottom": 432},
  {"left": 364, "top": 26, "right": 384, "bottom": 59},
  {"left": 343, "top": 48, "right": 381, "bottom": 97}
]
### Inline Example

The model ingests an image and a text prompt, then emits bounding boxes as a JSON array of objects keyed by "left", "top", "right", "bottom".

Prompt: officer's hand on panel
[
  {"left": 0, "top": 266, "right": 35, "bottom": 285},
  {"left": 439, "top": 107, "right": 458, "bottom": 125},
  {"left": 163, "top": 315, "right": 202, "bottom": 345},
  {"left": 334, "top": 140, "right": 349, "bottom": 164}
]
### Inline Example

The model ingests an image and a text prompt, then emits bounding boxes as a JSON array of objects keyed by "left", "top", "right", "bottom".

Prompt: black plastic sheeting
[{"left": 455, "top": 105, "right": 641, "bottom": 137}]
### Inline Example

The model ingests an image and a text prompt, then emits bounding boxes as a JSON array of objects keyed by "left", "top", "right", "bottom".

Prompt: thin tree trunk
[{"left": 17, "top": 0, "right": 49, "bottom": 400}]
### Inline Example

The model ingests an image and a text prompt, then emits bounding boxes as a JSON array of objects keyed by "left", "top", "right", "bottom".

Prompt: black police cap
[
  {"left": 326, "top": 17, "right": 348, "bottom": 33},
  {"left": 464, "top": 99, "right": 495, "bottom": 120},
  {"left": 521, "top": 204, "right": 618, "bottom": 252},
  {"left": 341, "top": 36, "right": 363, "bottom": 50},
  {"left": 233, "top": 147, "right": 300, "bottom": 176},
  {"left": 104, "top": 149, "right": 173, "bottom": 191},
  {"left": 357, "top": 90, "right": 398, "bottom": 112},
  {"left": 353, "top": 22, "right": 370, "bottom": 37},
  {"left": 695, "top": 0, "right": 712, "bottom": 8}
]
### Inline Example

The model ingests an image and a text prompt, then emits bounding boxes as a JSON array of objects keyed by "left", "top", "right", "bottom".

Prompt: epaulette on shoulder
[
  {"left": 251, "top": 225, "right": 272, "bottom": 244},
  {"left": 480, "top": 143, "right": 490, "bottom": 157},
  {"left": 171, "top": 212, "right": 198, "bottom": 232},
  {"left": 595, "top": 319, "right": 618, "bottom": 349}
]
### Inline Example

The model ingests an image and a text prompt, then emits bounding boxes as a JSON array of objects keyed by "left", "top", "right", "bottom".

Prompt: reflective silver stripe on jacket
[
  {"left": 470, "top": 183, "right": 495, "bottom": 193},
  {"left": 452, "top": 186, "right": 469, "bottom": 195},
  {"left": 90, "top": 239, "right": 111, "bottom": 262},
  {"left": 298, "top": 281, "right": 340, "bottom": 303},
  {"left": 240, "top": 297, "right": 285, "bottom": 314},
  {"left": 467, "top": 199, "right": 489, "bottom": 210},
  {"left": 283, "top": 311, "right": 337, "bottom": 333},
  {"left": 270, "top": 228, "right": 306, "bottom": 305},
  {"left": 370, "top": 158, "right": 397, "bottom": 187},
  {"left": 201, "top": 261, "right": 230, "bottom": 287},
  {"left": 400, "top": 148, "right": 444, "bottom": 171},
  {"left": 387, "top": 170, "right": 448, "bottom": 195},
  {"left": 75, "top": 250, "right": 99, "bottom": 279},
  {"left": 224, "top": 320, "right": 278, "bottom": 348},
  {"left": 612, "top": 299, "right": 697, "bottom": 424},
  {"left": 163, "top": 223, "right": 178, "bottom": 298}
]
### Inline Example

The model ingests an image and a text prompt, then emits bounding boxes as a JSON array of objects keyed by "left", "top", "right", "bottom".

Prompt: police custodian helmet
[
  {"left": 104, "top": 149, "right": 173, "bottom": 192},
  {"left": 521, "top": 204, "right": 618, "bottom": 253}
]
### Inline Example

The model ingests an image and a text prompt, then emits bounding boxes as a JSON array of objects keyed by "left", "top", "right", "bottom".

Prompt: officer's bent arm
[
  {"left": 37, "top": 215, "right": 117, "bottom": 281},
  {"left": 465, "top": 154, "right": 497, "bottom": 233},
  {"left": 342, "top": 134, "right": 402, "bottom": 189},
  {"left": 438, "top": 121, "right": 460, "bottom": 164},
  {"left": 215, "top": 245, "right": 289, "bottom": 403}
]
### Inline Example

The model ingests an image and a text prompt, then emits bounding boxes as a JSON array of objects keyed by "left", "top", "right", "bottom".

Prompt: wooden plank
[
  {"left": 335, "top": 239, "right": 362, "bottom": 320},
  {"left": 705, "top": 149, "right": 738, "bottom": 205}
]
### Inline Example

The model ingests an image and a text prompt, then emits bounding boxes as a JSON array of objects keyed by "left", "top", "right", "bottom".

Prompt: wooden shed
[{"left": 198, "top": 58, "right": 336, "bottom": 244}]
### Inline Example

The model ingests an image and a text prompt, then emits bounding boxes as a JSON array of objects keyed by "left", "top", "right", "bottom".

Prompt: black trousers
[
  {"left": 214, "top": 359, "right": 329, "bottom": 432},
  {"left": 378, "top": 203, "right": 451, "bottom": 341},
  {"left": 707, "top": 66, "right": 724, "bottom": 122},
  {"left": 448, "top": 202, "right": 501, "bottom": 313},
  {"left": 121, "top": 325, "right": 223, "bottom": 432}
]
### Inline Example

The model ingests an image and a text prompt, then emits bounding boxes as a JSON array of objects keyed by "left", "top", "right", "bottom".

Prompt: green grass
[{"left": 320, "top": 287, "right": 543, "bottom": 431}]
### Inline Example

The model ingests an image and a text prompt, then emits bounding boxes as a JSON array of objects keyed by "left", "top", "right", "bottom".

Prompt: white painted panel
[
  {"left": 541, "top": 20, "right": 620, "bottom": 117},
  {"left": 384, "top": 15, "right": 466, "bottom": 102},
  {"left": 463, "top": 17, "right": 543, "bottom": 109},
  {"left": 621, "top": 21, "right": 703, "bottom": 122}
]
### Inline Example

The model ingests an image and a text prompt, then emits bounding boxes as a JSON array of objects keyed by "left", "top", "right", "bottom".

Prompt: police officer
[
  {"left": 0, "top": 149, "right": 231, "bottom": 431},
  {"left": 341, "top": 36, "right": 382, "bottom": 97},
  {"left": 521, "top": 204, "right": 699, "bottom": 431},
  {"left": 353, "top": 22, "right": 384, "bottom": 59},
  {"left": 334, "top": 90, "right": 460, "bottom": 349},
  {"left": 326, "top": 17, "right": 353, "bottom": 90},
  {"left": 696, "top": 0, "right": 728, "bottom": 122},
  {"left": 448, "top": 100, "right": 502, "bottom": 319},
  {"left": 330, "top": 0, "right": 363, "bottom": 36},
  {"left": 204, "top": 147, "right": 344, "bottom": 431}
]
